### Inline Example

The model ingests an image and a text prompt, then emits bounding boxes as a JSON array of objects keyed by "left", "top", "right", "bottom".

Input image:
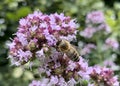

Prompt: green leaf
[
  {"left": 6, "top": 12, "right": 16, "bottom": 21},
  {"left": 16, "top": 7, "right": 32, "bottom": 19}
]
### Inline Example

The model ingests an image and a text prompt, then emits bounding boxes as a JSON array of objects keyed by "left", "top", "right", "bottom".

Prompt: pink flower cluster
[
  {"left": 80, "top": 11, "right": 111, "bottom": 38},
  {"left": 8, "top": 11, "right": 77, "bottom": 66},
  {"left": 105, "top": 38, "right": 119, "bottom": 50},
  {"left": 29, "top": 80, "right": 41, "bottom": 86},
  {"left": 29, "top": 77, "right": 77, "bottom": 86},
  {"left": 29, "top": 56, "right": 90, "bottom": 86},
  {"left": 89, "top": 66, "right": 119, "bottom": 86},
  {"left": 86, "top": 11, "right": 105, "bottom": 24},
  {"left": 81, "top": 44, "right": 96, "bottom": 55},
  {"left": 37, "top": 51, "right": 90, "bottom": 86},
  {"left": 29, "top": 55, "right": 119, "bottom": 86},
  {"left": 80, "top": 27, "right": 96, "bottom": 38},
  {"left": 30, "top": 51, "right": 119, "bottom": 86}
]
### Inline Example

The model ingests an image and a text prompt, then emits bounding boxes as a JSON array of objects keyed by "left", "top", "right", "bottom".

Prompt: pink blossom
[
  {"left": 89, "top": 66, "right": 119, "bottom": 86},
  {"left": 16, "top": 32, "right": 28, "bottom": 46},
  {"left": 54, "top": 62, "right": 61, "bottom": 68},
  {"left": 67, "top": 78, "right": 77, "bottom": 86},
  {"left": 111, "top": 76, "right": 119, "bottom": 86},
  {"left": 17, "top": 49, "right": 32, "bottom": 62},
  {"left": 45, "top": 34, "right": 57, "bottom": 46},
  {"left": 82, "top": 11, "right": 111, "bottom": 39},
  {"left": 88, "top": 83, "right": 94, "bottom": 86},
  {"left": 68, "top": 19, "right": 77, "bottom": 28},
  {"left": 40, "top": 22, "right": 48, "bottom": 28},
  {"left": 38, "top": 67, "right": 45, "bottom": 73},
  {"left": 29, "top": 25, "right": 38, "bottom": 32},
  {"left": 29, "top": 80, "right": 41, "bottom": 86},
  {"left": 19, "top": 18, "right": 29, "bottom": 26},
  {"left": 81, "top": 44, "right": 96, "bottom": 55},
  {"left": 62, "top": 22, "right": 69, "bottom": 28},
  {"left": 86, "top": 11, "right": 105, "bottom": 24},
  {"left": 60, "top": 34, "right": 76, "bottom": 42},
  {"left": 78, "top": 57, "right": 89, "bottom": 73},
  {"left": 78, "top": 71, "right": 90, "bottom": 80},
  {"left": 67, "top": 61, "right": 77, "bottom": 71},
  {"left": 80, "top": 27, "right": 96, "bottom": 38},
  {"left": 104, "top": 60, "right": 116, "bottom": 67},
  {"left": 57, "top": 77, "right": 67, "bottom": 86},
  {"left": 98, "top": 23, "right": 111, "bottom": 33},
  {"left": 93, "top": 66, "right": 102, "bottom": 74},
  {"left": 49, "top": 76, "right": 58, "bottom": 84},
  {"left": 36, "top": 49, "right": 45, "bottom": 58},
  {"left": 45, "top": 69, "right": 51, "bottom": 76},
  {"left": 7, "top": 42, "right": 16, "bottom": 49},
  {"left": 27, "top": 11, "right": 43, "bottom": 19},
  {"left": 8, "top": 55, "right": 21, "bottom": 66},
  {"left": 29, "top": 78, "right": 50, "bottom": 86},
  {"left": 54, "top": 13, "right": 66, "bottom": 21},
  {"left": 105, "top": 38, "right": 119, "bottom": 49}
]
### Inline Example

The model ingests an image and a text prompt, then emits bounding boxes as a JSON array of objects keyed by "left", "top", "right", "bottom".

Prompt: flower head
[
  {"left": 86, "top": 11, "right": 105, "bottom": 24},
  {"left": 105, "top": 38, "right": 119, "bottom": 50},
  {"left": 80, "top": 27, "right": 96, "bottom": 38},
  {"left": 8, "top": 11, "right": 77, "bottom": 66}
]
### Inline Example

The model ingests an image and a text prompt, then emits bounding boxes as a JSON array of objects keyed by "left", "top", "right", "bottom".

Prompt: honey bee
[{"left": 56, "top": 39, "right": 80, "bottom": 62}]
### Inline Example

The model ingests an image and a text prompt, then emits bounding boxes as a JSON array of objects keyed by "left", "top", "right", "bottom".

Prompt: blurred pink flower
[
  {"left": 98, "top": 23, "right": 111, "bottom": 33},
  {"left": 80, "top": 27, "right": 96, "bottom": 38},
  {"left": 88, "top": 83, "right": 94, "bottom": 86},
  {"left": 81, "top": 44, "right": 96, "bottom": 55},
  {"left": 29, "top": 80, "right": 41, "bottom": 86},
  {"left": 104, "top": 60, "right": 116, "bottom": 67},
  {"left": 105, "top": 38, "right": 119, "bottom": 49},
  {"left": 86, "top": 11, "right": 105, "bottom": 24},
  {"left": 81, "top": 10, "right": 111, "bottom": 39}
]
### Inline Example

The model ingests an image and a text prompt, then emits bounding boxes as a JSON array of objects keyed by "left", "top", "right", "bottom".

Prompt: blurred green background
[{"left": 0, "top": 0, "right": 120, "bottom": 86}]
